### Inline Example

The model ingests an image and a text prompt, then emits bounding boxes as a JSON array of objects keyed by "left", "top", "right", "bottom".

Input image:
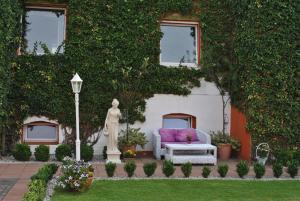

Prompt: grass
[{"left": 52, "top": 179, "right": 300, "bottom": 201}]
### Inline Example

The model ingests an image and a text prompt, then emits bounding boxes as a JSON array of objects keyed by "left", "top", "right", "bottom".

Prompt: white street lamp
[{"left": 71, "top": 73, "right": 83, "bottom": 161}]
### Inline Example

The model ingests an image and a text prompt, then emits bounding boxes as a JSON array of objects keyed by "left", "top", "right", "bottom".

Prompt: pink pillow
[
  {"left": 175, "top": 129, "right": 198, "bottom": 142},
  {"left": 159, "top": 129, "right": 177, "bottom": 142}
]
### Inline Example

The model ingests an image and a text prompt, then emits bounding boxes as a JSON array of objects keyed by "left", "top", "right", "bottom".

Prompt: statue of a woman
[{"left": 104, "top": 99, "right": 122, "bottom": 153}]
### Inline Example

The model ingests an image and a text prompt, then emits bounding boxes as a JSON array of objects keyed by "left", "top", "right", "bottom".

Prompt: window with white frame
[
  {"left": 23, "top": 121, "right": 58, "bottom": 144},
  {"left": 23, "top": 7, "right": 66, "bottom": 54},
  {"left": 162, "top": 113, "right": 196, "bottom": 129},
  {"left": 160, "top": 21, "right": 199, "bottom": 67}
]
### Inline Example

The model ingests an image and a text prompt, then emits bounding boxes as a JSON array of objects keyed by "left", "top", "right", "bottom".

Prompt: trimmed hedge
[
  {"left": 81, "top": 144, "right": 94, "bottom": 162},
  {"left": 34, "top": 145, "right": 50, "bottom": 162},
  {"left": 13, "top": 144, "right": 31, "bottom": 161},
  {"left": 55, "top": 144, "right": 72, "bottom": 161}
]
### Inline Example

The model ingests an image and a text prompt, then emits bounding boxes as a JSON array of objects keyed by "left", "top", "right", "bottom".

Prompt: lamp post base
[
  {"left": 106, "top": 150, "right": 122, "bottom": 164},
  {"left": 76, "top": 140, "right": 81, "bottom": 161}
]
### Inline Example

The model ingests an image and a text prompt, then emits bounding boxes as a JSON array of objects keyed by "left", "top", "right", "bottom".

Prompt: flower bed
[{"left": 57, "top": 157, "right": 94, "bottom": 192}]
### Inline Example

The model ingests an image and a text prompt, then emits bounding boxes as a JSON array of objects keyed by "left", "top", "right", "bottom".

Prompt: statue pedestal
[{"left": 106, "top": 150, "right": 122, "bottom": 164}]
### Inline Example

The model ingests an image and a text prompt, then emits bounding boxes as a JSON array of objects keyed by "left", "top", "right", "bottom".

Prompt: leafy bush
[
  {"left": 217, "top": 164, "right": 229, "bottom": 178},
  {"left": 202, "top": 166, "right": 211, "bottom": 178},
  {"left": 143, "top": 162, "right": 157, "bottom": 177},
  {"left": 23, "top": 179, "right": 46, "bottom": 201},
  {"left": 211, "top": 131, "right": 241, "bottom": 152},
  {"left": 124, "top": 161, "right": 136, "bottom": 178},
  {"left": 55, "top": 144, "right": 72, "bottom": 161},
  {"left": 13, "top": 143, "right": 31, "bottom": 161},
  {"left": 181, "top": 162, "right": 192, "bottom": 178},
  {"left": 236, "top": 160, "right": 249, "bottom": 178},
  {"left": 34, "top": 145, "right": 50, "bottom": 161},
  {"left": 273, "top": 149, "right": 294, "bottom": 166},
  {"left": 81, "top": 144, "right": 94, "bottom": 162},
  {"left": 31, "top": 163, "right": 58, "bottom": 183},
  {"left": 118, "top": 128, "right": 148, "bottom": 149},
  {"left": 254, "top": 163, "right": 265, "bottom": 179},
  {"left": 287, "top": 160, "right": 298, "bottom": 178},
  {"left": 162, "top": 160, "right": 175, "bottom": 177},
  {"left": 105, "top": 162, "right": 116, "bottom": 177},
  {"left": 57, "top": 157, "right": 92, "bottom": 191},
  {"left": 272, "top": 163, "right": 283, "bottom": 178}
]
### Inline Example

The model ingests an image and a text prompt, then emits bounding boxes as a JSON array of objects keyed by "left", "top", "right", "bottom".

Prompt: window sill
[
  {"left": 23, "top": 141, "right": 59, "bottom": 145},
  {"left": 160, "top": 62, "right": 199, "bottom": 68}
]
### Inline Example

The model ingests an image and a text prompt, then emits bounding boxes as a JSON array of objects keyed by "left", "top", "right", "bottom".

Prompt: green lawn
[{"left": 52, "top": 179, "right": 300, "bottom": 201}]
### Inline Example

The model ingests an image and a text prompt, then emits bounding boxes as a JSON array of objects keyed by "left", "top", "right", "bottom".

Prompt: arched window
[
  {"left": 23, "top": 121, "right": 59, "bottom": 144},
  {"left": 162, "top": 113, "right": 196, "bottom": 129}
]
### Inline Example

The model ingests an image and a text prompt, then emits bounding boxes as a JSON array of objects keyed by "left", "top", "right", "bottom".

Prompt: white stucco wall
[
  {"left": 94, "top": 79, "right": 231, "bottom": 154},
  {"left": 23, "top": 79, "right": 230, "bottom": 156}
]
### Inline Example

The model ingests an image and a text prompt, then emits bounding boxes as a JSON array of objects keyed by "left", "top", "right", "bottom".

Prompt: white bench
[{"left": 164, "top": 144, "right": 217, "bottom": 165}]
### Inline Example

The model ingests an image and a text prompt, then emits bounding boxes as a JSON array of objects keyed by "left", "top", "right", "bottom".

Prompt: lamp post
[{"left": 71, "top": 73, "right": 83, "bottom": 161}]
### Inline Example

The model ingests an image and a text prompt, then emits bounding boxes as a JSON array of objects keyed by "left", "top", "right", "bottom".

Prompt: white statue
[{"left": 104, "top": 99, "right": 122, "bottom": 163}]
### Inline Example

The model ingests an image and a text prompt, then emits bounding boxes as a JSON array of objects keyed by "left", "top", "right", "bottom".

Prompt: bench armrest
[
  {"left": 196, "top": 129, "right": 211, "bottom": 144},
  {"left": 152, "top": 130, "right": 161, "bottom": 159}
]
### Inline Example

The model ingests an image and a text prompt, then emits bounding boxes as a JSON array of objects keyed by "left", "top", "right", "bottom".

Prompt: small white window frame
[{"left": 160, "top": 20, "right": 200, "bottom": 68}]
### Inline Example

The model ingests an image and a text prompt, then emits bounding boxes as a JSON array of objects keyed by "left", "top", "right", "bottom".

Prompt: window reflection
[
  {"left": 27, "top": 125, "right": 57, "bottom": 140},
  {"left": 24, "top": 8, "right": 65, "bottom": 54},
  {"left": 160, "top": 24, "right": 197, "bottom": 64},
  {"left": 163, "top": 118, "right": 191, "bottom": 129}
]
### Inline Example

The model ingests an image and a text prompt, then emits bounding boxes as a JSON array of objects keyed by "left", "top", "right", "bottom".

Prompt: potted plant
[
  {"left": 211, "top": 131, "right": 241, "bottom": 160},
  {"left": 118, "top": 128, "right": 148, "bottom": 153}
]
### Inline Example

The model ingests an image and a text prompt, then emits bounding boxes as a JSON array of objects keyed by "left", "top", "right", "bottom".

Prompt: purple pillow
[
  {"left": 159, "top": 129, "right": 177, "bottom": 142},
  {"left": 175, "top": 129, "right": 198, "bottom": 142}
]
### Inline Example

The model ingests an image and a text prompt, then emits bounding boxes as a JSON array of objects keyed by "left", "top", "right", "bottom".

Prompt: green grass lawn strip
[{"left": 52, "top": 179, "right": 300, "bottom": 201}]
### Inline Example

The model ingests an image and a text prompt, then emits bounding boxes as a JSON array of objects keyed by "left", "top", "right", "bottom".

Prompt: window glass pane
[
  {"left": 24, "top": 8, "right": 65, "bottom": 54},
  {"left": 163, "top": 118, "right": 191, "bottom": 128},
  {"left": 161, "top": 25, "right": 197, "bottom": 64},
  {"left": 27, "top": 125, "right": 57, "bottom": 140}
]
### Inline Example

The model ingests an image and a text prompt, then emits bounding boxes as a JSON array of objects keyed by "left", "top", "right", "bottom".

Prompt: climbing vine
[
  {"left": 2, "top": 0, "right": 202, "bottom": 150},
  {"left": 200, "top": 0, "right": 300, "bottom": 149}
]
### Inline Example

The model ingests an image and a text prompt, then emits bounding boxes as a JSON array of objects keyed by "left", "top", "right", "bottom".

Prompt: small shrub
[
  {"left": 236, "top": 160, "right": 249, "bottom": 178},
  {"left": 287, "top": 160, "right": 298, "bottom": 178},
  {"left": 254, "top": 162, "right": 265, "bottom": 179},
  {"left": 105, "top": 162, "right": 116, "bottom": 177},
  {"left": 34, "top": 145, "right": 50, "bottom": 162},
  {"left": 272, "top": 163, "right": 283, "bottom": 178},
  {"left": 13, "top": 143, "right": 31, "bottom": 161},
  {"left": 273, "top": 149, "right": 294, "bottom": 166},
  {"left": 202, "top": 166, "right": 211, "bottom": 178},
  {"left": 55, "top": 144, "right": 72, "bottom": 161},
  {"left": 162, "top": 160, "right": 175, "bottom": 177},
  {"left": 143, "top": 162, "right": 157, "bottom": 177},
  {"left": 181, "top": 162, "right": 192, "bottom": 177},
  {"left": 293, "top": 151, "right": 300, "bottom": 164},
  {"left": 124, "top": 161, "right": 136, "bottom": 177},
  {"left": 103, "top": 146, "right": 107, "bottom": 159},
  {"left": 81, "top": 144, "right": 94, "bottom": 162},
  {"left": 23, "top": 179, "right": 46, "bottom": 201},
  {"left": 218, "top": 164, "right": 229, "bottom": 178}
]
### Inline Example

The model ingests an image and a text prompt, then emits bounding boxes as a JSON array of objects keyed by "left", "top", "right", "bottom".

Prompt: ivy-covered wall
[
  {"left": 2, "top": 0, "right": 203, "bottom": 150},
  {"left": 200, "top": 0, "right": 299, "bottom": 149},
  {"left": 1, "top": 0, "right": 298, "bottom": 153}
]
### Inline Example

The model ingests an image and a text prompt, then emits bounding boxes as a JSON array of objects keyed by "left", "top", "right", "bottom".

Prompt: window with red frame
[{"left": 162, "top": 113, "right": 196, "bottom": 129}]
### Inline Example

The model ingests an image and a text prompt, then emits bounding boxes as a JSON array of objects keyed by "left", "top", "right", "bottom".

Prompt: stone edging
[{"left": 94, "top": 176, "right": 300, "bottom": 181}]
